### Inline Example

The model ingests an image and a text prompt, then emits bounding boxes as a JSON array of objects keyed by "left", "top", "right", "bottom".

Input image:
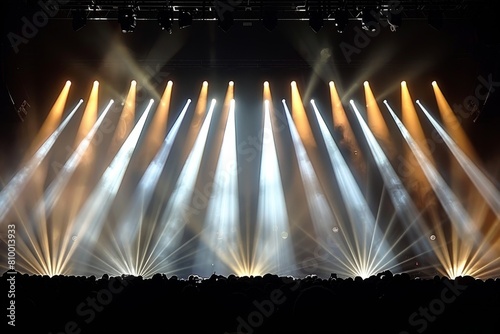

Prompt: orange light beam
[
  {"left": 431, "top": 81, "right": 477, "bottom": 161},
  {"left": 329, "top": 81, "right": 362, "bottom": 157},
  {"left": 25, "top": 80, "right": 72, "bottom": 159},
  {"left": 364, "top": 81, "right": 393, "bottom": 155},
  {"left": 75, "top": 80, "right": 99, "bottom": 146},
  {"left": 401, "top": 81, "right": 435, "bottom": 205},
  {"left": 291, "top": 81, "right": 316, "bottom": 148},
  {"left": 181, "top": 81, "right": 209, "bottom": 158},
  {"left": 107, "top": 80, "right": 137, "bottom": 157},
  {"left": 139, "top": 80, "right": 173, "bottom": 167}
]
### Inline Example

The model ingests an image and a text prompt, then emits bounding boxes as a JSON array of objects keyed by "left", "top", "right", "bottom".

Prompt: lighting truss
[{"left": 31, "top": 1, "right": 489, "bottom": 23}]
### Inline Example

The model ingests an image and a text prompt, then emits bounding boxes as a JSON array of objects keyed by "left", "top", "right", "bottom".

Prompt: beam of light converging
[
  {"left": 101, "top": 99, "right": 192, "bottom": 278},
  {"left": 291, "top": 81, "right": 316, "bottom": 148},
  {"left": 62, "top": 99, "right": 154, "bottom": 276},
  {"left": 251, "top": 100, "right": 296, "bottom": 277},
  {"left": 312, "top": 100, "right": 398, "bottom": 278},
  {"left": 349, "top": 99, "right": 435, "bottom": 260},
  {"left": 384, "top": 100, "right": 487, "bottom": 278},
  {"left": 417, "top": 100, "right": 500, "bottom": 219},
  {"left": 431, "top": 81, "right": 477, "bottom": 162},
  {"left": 35, "top": 100, "right": 115, "bottom": 218},
  {"left": 193, "top": 99, "right": 244, "bottom": 277},
  {"left": 138, "top": 80, "right": 173, "bottom": 169},
  {"left": 24, "top": 80, "right": 72, "bottom": 159},
  {"left": 75, "top": 81, "right": 99, "bottom": 146},
  {"left": 283, "top": 99, "right": 355, "bottom": 277},
  {"left": 137, "top": 99, "right": 217, "bottom": 277},
  {"left": 0, "top": 100, "right": 83, "bottom": 225},
  {"left": 23, "top": 100, "right": 115, "bottom": 277}
]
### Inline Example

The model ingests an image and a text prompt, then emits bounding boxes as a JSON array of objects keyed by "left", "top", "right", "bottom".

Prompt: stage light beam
[
  {"left": 384, "top": 100, "right": 481, "bottom": 245},
  {"left": 313, "top": 99, "right": 398, "bottom": 278},
  {"left": 75, "top": 82, "right": 99, "bottom": 146},
  {"left": 139, "top": 80, "right": 174, "bottom": 168},
  {"left": 36, "top": 99, "right": 115, "bottom": 217},
  {"left": 107, "top": 99, "right": 192, "bottom": 277},
  {"left": 25, "top": 80, "right": 72, "bottom": 159},
  {"left": 329, "top": 81, "right": 365, "bottom": 185},
  {"left": 64, "top": 99, "right": 155, "bottom": 274},
  {"left": 140, "top": 99, "right": 217, "bottom": 276},
  {"left": 253, "top": 100, "right": 296, "bottom": 276},
  {"left": 107, "top": 80, "right": 137, "bottom": 157},
  {"left": 350, "top": 100, "right": 434, "bottom": 258},
  {"left": 194, "top": 99, "right": 244, "bottom": 277},
  {"left": 0, "top": 100, "right": 83, "bottom": 224},
  {"left": 417, "top": 100, "right": 500, "bottom": 219},
  {"left": 283, "top": 100, "right": 353, "bottom": 277},
  {"left": 291, "top": 81, "right": 316, "bottom": 148},
  {"left": 432, "top": 81, "right": 477, "bottom": 162},
  {"left": 364, "top": 81, "right": 393, "bottom": 156}
]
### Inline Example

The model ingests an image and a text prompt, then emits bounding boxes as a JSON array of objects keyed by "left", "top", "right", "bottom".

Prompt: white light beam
[
  {"left": 350, "top": 100, "right": 432, "bottom": 256},
  {"left": 384, "top": 100, "right": 481, "bottom": 244},
  {"left": 36, "top": 99, "right": 115, "bottom": 217},
  {"left": 0, "top": 99, "right": 83, "bottom": 224},
  {"left": 417, "top": 100, "right": 500, "bottom": 219}
]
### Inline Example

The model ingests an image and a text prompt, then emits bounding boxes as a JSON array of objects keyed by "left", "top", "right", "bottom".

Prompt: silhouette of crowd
[{"left": 2, "top": 270, "right": 500, "bottom": 333}]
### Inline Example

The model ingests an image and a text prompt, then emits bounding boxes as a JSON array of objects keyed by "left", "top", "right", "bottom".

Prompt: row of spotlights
[
  {"left": 67, "top": 80, "right": 439, "bottom": 87},
  {"left": 71, "top": 7, "right": 404, "bottom": 34},
  {"left": 72, "top": 8, "right": 193, "bottom": 33}
]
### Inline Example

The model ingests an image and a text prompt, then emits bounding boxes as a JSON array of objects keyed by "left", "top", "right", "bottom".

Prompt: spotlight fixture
[
  {"left": 309, "top": 10, "right": 323, "bottom": 33},
  {"left": 387, "top": 10, "right": 402, "bottom": 32},
  {"left": 72, "top": 9, "right": 87, "bottom": 32},
  {"left": 262, "top": 9, "right": 278, "bottom": 31},
  {"left": 361, "top": 6, "right": 379, "bottom": 32},
  {"left": 158, "top": 9, "right": 173, "bottom": 33},
  {"left": 218, "top": 10, "right": 234, "bottom": 32},
  {"left": 88, "top": 0, "right": 101, "bottom": 11},
  {"left": 332, "top": 8, "right": 348, "bottom": 33},
  {"left": 178, "top": 10, "right": 192, "bottom": 29},
  {"left": 118, "top": 7, "right": 137, "bottom": 33}
]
